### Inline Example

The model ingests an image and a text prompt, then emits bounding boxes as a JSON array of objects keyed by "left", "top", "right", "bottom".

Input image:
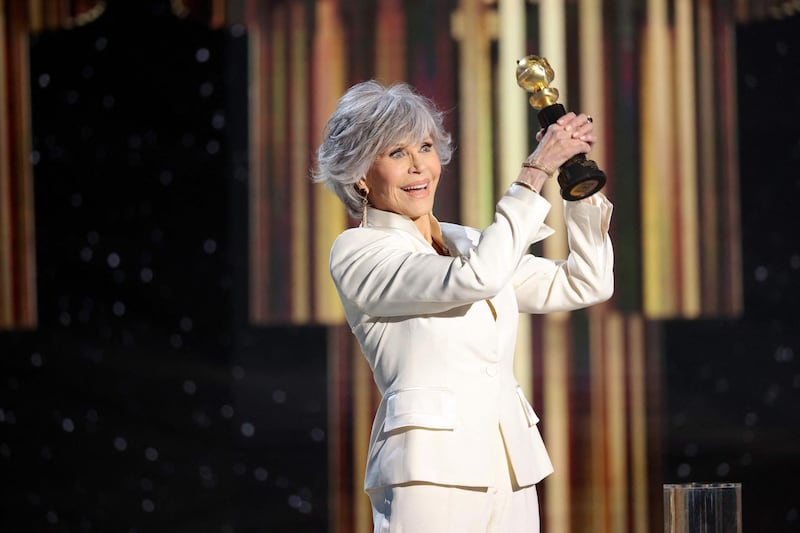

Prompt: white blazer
[{"left": 329, "top": 185, "right": 614, "bottom": 491}]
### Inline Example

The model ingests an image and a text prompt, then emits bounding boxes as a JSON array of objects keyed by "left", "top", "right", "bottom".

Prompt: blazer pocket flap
[
  {"left": 384, "top": 388, "right": 457, "bottom": 432},
  {"left": 516, "top": 386, "right": 540, "bottom": 427}
]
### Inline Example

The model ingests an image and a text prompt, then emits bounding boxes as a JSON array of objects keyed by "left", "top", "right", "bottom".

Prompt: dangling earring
[{"left": 359, "top": 189, "right": 369, "bottom": 226}]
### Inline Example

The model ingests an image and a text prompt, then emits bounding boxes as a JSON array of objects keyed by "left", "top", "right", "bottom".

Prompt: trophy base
[{"left": 557, "top": 156, "right": 607, "bottom": 201}]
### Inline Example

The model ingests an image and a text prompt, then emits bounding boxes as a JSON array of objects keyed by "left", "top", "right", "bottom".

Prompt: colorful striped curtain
[{"left": 240, "top": 0, "right": 751, "bottom": 323}]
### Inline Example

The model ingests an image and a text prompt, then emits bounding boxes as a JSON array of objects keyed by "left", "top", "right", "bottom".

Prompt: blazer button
[{"left": 483, "top": 365, "right": 497, "bottom": 377}]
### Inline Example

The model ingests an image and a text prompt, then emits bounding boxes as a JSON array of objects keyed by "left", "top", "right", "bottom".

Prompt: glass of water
[{"left": 663, "top": 482, "right": 742, "bottom": 533}]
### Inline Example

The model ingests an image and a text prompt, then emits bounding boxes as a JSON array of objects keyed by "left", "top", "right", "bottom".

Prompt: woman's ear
[{"left": 355, "top": 178, "right": 369, "bottom": 195}]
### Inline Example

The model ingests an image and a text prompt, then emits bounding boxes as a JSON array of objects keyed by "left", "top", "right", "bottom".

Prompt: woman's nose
[{"left": 408, "top": 153, "right": 423, "bottom": 173}]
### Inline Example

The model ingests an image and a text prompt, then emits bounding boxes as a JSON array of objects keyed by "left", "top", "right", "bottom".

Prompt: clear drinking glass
[{"left": 663, "top": 482, "right": 742, "bottom": 533}]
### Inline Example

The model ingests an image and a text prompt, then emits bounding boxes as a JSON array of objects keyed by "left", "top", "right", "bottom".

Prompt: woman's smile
[{"left": 400, "top": 180, "right": 431, "bottom": 197}]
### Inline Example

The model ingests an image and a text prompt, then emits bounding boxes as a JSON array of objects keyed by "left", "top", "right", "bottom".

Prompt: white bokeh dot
[
  {"left": 195, "top": 48, "right": 210, "bottom": 63},
  {"left": 203, "top": 239, "right": 217, "bottom": 254},
  {"left": 254, "top": 467, "right": 268, "bottom": 481},
  {"left": 140, "top": 268, "right": 154, "bottom": 283},
  {"left": 272, "top": 389, "right": 286, "bottom": 404},
  {"left": 107, "top": 252, "right": 120, "bottom": 268},
  {"left": 205, "top": 139, "right": 220, "bottom": 154},
  {"left": 310, "top": 428, "right": 325, "bottom": 442},
  {"left": 145, "top": 447, "right": 159, "bottom": 461},
  {"left": 112, "top": 301, "right": 126, "bottom": 317},
  {"left": 170, "top": 334, "right": 183, "bottom": 349},
  {"left": 230, "top": 24, "right": 245, "bottom": 37}
]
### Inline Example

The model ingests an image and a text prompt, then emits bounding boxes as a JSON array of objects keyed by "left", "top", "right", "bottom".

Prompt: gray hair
[{"left": 312, "top": 80, "right": 453, "bottom": 219}]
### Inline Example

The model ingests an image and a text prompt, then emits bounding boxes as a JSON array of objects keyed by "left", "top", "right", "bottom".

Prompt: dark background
[
  {"left": 0, "top": 1, "right": 798, "bottom": 531},
  {"left": 662, "top": 13, "right": 800, "bottom": 533}
]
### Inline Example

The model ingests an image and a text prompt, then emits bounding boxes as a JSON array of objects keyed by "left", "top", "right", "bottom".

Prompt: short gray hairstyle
[{"left": 312, "top": 80, "right": 453, "bottom": 219}]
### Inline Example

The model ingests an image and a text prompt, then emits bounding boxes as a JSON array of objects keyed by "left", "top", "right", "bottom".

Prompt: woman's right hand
[
  {"left": 514, "top": 112, "right": 595, "bottom": 193},
  {"left": 529, "top": 112, "right": 595, "bottom": 171}
]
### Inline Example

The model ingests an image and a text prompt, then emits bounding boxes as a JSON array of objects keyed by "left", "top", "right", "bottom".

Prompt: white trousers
[{"left": 367, "top": 431, "right": 541, "bottom": 533}]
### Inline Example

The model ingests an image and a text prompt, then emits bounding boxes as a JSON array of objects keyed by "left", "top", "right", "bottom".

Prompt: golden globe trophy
[{"left": 516, "top": 55, "right": 606, "bottom": 200}]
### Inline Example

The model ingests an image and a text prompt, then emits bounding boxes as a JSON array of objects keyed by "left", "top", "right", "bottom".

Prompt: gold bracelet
[
  {"left": 521, "top": 160, "right": 556, "bottom": 177},
  {"left": 512, "top": 180, "right": 539, "bottom": 195}
]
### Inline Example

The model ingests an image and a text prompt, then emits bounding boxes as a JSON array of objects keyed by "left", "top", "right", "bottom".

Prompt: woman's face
[{"left": 359, "top": 136, "right": 441, "bottom": 221}]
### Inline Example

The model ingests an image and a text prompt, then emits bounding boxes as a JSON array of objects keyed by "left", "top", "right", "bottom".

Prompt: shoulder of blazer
[{"left": 330, "top": 226, "right": 423, "bottom": 261}]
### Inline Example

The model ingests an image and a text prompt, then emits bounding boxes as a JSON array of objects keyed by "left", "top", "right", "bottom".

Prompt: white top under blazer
[{"left": 329, "top": 184, "right": 614, "bottom": 491}]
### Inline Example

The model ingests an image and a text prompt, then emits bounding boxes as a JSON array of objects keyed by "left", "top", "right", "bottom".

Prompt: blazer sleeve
[
  {"left": 512, "top": 192, "right": 614, "bottom": 313},
  {"left": 330, "top": 186, "right": 551, "bottom": 317}
]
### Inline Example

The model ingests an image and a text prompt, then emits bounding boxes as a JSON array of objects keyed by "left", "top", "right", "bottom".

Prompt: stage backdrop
[{"left": 1, "top": 0, "right": 798, "bottom": 532}]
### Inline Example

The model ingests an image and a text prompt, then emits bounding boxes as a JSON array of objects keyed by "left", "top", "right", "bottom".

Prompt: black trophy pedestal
[{"left": 538, "top": 103, "right": 606, "bottom": 201}]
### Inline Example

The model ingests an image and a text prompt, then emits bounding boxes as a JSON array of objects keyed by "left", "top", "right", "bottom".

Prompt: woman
[{"left": 313, "top": 80, "right": 613, "bottom": 532}]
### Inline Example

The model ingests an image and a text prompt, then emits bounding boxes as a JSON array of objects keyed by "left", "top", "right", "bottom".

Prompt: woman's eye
[
  {"left": 389, "top": 149, "right": 404, "bottom": 158},
  {"left": 420, "top": 143, "right": 433, "bottom": 152}
]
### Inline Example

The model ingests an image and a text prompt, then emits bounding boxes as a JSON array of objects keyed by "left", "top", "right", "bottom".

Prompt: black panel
[{"left": 0, "top": 2, "right": 328, "bottom": 532}]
